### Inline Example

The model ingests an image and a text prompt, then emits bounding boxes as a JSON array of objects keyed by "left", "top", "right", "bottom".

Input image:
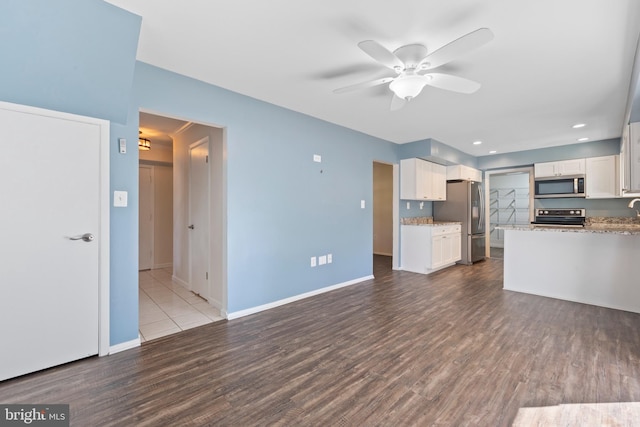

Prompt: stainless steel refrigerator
[{"left": 433, "top": 180, "right": 485, "bottom": 265}]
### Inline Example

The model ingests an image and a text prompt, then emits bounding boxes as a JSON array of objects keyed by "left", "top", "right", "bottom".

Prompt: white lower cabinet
[{"left": 401, "top": 224, "right": 462, "bottom": 274}]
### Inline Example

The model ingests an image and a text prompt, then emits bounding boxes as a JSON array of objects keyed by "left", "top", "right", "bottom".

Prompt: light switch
[
  {"left": 361, "top": 200, "right": 365, "bottom": 209},
  {"left": 114, "top": 191, "right": 128, "bottom": 207},
  {"left": 118, "top": 138, "right": 126, "bottom": 154}
]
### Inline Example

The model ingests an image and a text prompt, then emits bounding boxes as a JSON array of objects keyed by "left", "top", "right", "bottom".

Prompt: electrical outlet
[
  {"left": 313, "top": 154, "right": 321, "bottom": 163},
  {"left": 419, "top": 202, "right": 424, "bottom": 210},
  {"left": 319, "top": 255, "right": 327, "bottom": 265},
  {"left": 327, "top": 254, "right": 332, "bottom": 263},
  {"left": 406, "top": 202, "right": 411, "bottom": 209},
  {"left": 361, "top": 200, "right": 365, "bottom": 209},
  {"left": 310, "top": 257, "right": 317, "bottom": 267}
]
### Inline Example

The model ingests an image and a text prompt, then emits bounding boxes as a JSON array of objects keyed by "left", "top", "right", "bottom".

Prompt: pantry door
[{"left": 0, "top": 101, "right": 109, "bottom": 381}]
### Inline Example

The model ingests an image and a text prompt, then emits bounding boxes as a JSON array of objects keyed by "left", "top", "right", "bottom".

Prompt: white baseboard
[
  {"left": 153, "top": 262, "right": 172, "bottom": 269},
  {"left": 227, "top": 275, "right": 374, "bottom": 320},
  {"left": 172, "top": 275, "right": 190, "bottom": 290},
  {"left": 109, "top": 337, "right": 141, "bottom": 354}
]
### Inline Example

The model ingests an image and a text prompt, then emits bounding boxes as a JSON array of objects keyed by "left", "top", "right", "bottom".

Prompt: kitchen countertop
[
  {"left": 401, "top": 218, "right": 461, "bottom": 227},
  {"left": 497, "top": 224, "right": 640, "bottom": 236}
]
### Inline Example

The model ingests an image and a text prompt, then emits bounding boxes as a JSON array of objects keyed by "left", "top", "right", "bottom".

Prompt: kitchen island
[{"left": 499, "top": 224, "right": 640, "bottom": 313}]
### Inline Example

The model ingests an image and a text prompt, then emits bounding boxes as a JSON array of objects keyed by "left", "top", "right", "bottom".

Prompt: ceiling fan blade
[
  {"left": 424, "top": 73, "right": 481, "bottom": 94},
  {"left": 358, "top": 40, "right": 405, "bottom": 70},
  {"left": 390, "top": 95, "right": 406, "bottom": 111},
  {"left": 418, "top": 28, "right": 493, "bottom": 70},
  {"left": 333, "top": 77, "right": 394, "bottom": 94}
]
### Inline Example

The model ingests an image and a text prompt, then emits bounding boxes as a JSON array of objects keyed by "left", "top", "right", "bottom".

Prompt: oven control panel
[{"left": 536, "top": 208, "right": 585, "bottom": 217}]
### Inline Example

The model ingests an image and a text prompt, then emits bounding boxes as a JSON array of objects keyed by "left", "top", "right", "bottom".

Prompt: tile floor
[{"left": 139, "top": 268, "right": 224, "bottom": 342}]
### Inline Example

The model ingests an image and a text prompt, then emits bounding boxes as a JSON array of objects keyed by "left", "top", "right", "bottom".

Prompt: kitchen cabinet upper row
[
  {"left": 534, "top": 155, "right": 619, "bottom": 199},
  {"left": 446, "top": 164, "right": 482, "bottom": 182},
  {"left": 621, "top": 122, "right": 640, "bottom": 195},
  {"left": 585, "top": 155, "right": 619, "bottom": 199},
  {"left": 400, "top": 158, "right": 446, "bottom": 201},
  {"left": 534, "top": 158, "right": 585, "bottom": 178}
]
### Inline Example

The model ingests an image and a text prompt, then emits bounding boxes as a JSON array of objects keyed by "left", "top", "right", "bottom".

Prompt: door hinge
[
  {"left": 206, "top": 272, "right": 208, "bottom": 280},
  {"left": 206, "top": 155, "right": 209, "bottom": 163}
]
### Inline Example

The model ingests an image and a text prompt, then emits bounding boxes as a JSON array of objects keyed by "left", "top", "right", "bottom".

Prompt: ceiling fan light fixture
[{"left": 389, "top": 75, "right": 428, "bottom": 100}]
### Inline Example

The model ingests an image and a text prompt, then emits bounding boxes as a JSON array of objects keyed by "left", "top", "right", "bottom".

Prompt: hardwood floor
[{"left": 2, "top": 256, "right": 640, "bottom": 426}]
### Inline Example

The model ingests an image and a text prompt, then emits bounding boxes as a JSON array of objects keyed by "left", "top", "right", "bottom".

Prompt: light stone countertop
[
  {"left": 401, "top": 217, "right": 461, "bottom": 227},
  {"left": 497, "top": 224, "right": 640, "bottom": 236}
]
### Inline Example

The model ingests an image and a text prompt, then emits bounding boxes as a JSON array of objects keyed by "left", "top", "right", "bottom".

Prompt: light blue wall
[
  {"left": 477, "top": 139, "right": 620, "bottom": 170},
  {"left": 0, "top": 0, "right": 142, "bottom": 345},
  {"left": 134, "top": 63, "right": 398, "bottom": 313},
  {"left": 0, "top": 0, "right": 140, "bottom": 124},
  {"left": 398, "top": 138, "right": 477, "bottom": 167}
]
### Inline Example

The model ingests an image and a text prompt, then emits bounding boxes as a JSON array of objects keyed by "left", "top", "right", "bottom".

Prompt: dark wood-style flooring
[{"left": 2, "top": 256, "right": 640, "bottom": 426}]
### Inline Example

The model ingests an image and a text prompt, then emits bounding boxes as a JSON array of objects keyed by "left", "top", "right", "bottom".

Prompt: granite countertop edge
[
  {"left": 496, "top": 224, "right": 640, "bottom": 236},
  {"left": 401, "top": 221, "right": 462, "bottom": 227}
]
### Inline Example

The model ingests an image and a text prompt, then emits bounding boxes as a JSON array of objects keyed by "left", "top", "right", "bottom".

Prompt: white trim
[
  {"left": 153, "top": 262, "right": 173, "bottom": 269},
  {"left": 109, "top": 337, "right": 141, "bottom": 354},
  {"left": 98, "top": 113, "right": 110, "bottom": 358},
  {"left": 483, "top": 166, "right": 534, "bottom": 258},
  {"left": 227, "top": 275, "right": 374, "bottom": 320},
  {"left": 0, "top": 101, "right": 110, "bottom": 359},
  {"left": 392, "top": 163, "right": 400, "bottom": 270},
  {"left": 138, "top": 164, "right": 154, "bottom": 271}
]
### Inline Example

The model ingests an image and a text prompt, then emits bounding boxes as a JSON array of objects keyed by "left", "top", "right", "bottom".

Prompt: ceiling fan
[{"left": 333, "top": 28, "right": 494, "bottom": 110}]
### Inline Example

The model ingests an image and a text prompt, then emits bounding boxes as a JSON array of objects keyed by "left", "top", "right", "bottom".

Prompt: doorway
[
  {"left": 484, "top": 167, "right": 534, "bottom": 259},
  {"left": 137, "top": 112, "right": 226, "bottom": 342},
  {"left": 373, "top": 161, "right": 400, "bottom": 273}
]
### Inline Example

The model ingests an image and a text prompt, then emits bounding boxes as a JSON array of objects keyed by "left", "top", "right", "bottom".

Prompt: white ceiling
[{"left": 107, "top": 0, "right": 640, "bottom": 156}]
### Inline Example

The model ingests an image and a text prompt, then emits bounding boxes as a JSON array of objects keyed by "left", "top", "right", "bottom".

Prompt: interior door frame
[
  {"left": 0, "top": 101, "right": 110, "bottom": 356},
  {"left": 188, "top": 136, "right": 211, "bottom": 300},
  {"left": 139, "top": 164, "right": 155, "bottom": 270},
  {"left": 483, "top": 166, "right": 534, "bottom": 258}
]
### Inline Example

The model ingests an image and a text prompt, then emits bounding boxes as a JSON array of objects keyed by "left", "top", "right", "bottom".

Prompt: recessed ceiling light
[
  {"left": 489, "top": 150, "right": 497, "bottom": 154},
  {"left": 577, "top": 137, "right": 589, "bottom": 142},
  {"left": 473, "top": 141, "right": 482, "bottom": 145},
  {"left": 572, "top": 123, "right": 586, "bottom": 129}
]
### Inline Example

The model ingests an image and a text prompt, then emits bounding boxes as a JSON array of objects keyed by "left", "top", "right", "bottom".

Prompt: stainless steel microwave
[{"left": 534, "top": 175, "right": 585, "bottom": 198}]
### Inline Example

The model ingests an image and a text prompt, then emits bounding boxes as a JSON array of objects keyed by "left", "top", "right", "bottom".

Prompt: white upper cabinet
[
  {"left": 446, "top": 164, "right": 482, "bottom": 182},
  {"left": 585, "top": 155, "right": 619, "bottom": 199},
  {"left": 400, "top": 158, "right": 447, "bottom": 201},
  {"left": 534, "top": 158, "right": 585, "bottom": 178}
]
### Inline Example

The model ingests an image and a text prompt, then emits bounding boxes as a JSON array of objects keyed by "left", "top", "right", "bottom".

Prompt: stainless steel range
[{"left": 531, "top": 208, "right": 586, "bottom": 227}]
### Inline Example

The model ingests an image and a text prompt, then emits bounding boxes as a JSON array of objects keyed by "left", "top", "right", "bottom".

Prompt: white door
[
  {"left": 0, "top": 102, "right": 107, "bottom": 381},
  {"left": 189, "top": 138, "right": 210, "bottom": 299},
  {"left": 139, "top": 165, "right": 153, "bottom": 270}
]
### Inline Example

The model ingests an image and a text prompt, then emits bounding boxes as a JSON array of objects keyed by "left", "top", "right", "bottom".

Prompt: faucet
[{"left": 629, "top": 198, "right": 640, "bottom": 217}]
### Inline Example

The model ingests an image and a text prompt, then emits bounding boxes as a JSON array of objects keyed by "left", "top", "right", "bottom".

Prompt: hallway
[{"left": 139, "top": 268, "right": 224, "bottom": 342}]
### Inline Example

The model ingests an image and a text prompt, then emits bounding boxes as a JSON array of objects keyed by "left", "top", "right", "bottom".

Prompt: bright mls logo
[{"left": 0, "top": 405, "right": 69, "bottom": 426}]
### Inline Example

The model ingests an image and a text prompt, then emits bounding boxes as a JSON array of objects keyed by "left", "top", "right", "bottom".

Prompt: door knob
[
  {"left": 188, "top": 225, "right": 195, "bottom": 230},
  {"left": 70, "top": 233, "right": 94, "bottom": 242}
]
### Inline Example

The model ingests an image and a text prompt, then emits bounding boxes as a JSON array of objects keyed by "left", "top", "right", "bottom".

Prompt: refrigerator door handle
[{"left": 478, "top": 183, "right": 485, "bottom": 232}]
